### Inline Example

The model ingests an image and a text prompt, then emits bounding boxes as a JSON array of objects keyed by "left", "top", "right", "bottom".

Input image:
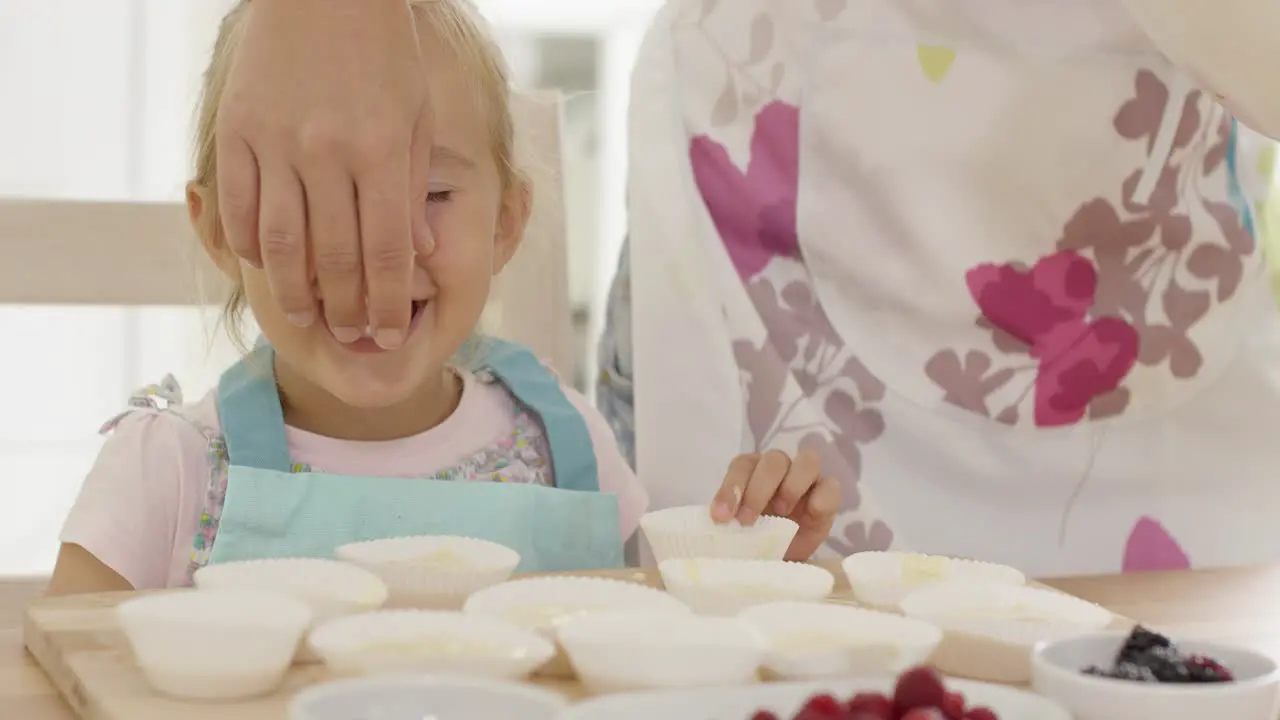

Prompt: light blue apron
[{"left": 202, "top": 338, "right": 624, "bottom": 573}]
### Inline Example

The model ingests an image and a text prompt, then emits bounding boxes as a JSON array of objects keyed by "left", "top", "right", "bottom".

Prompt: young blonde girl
[{"left": 49, "top": 0, "right": 839, "bottom": 595}]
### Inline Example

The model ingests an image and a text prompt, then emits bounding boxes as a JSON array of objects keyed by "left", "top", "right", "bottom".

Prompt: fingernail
[
  {"left": 330, "top": 326, "right": 362, "bottom": 343},
  {"left": 737, "top": 507, "right": 757, "bottom": 525},
  {"left": 772, "top": 499, "right": 789, "bottom": 514},
  {"left": 711, "top": 502, "right": 733, "bottom": 521},
  {"left": 374, "top": 328, "right": 405, "bottom": 350},
  {"left": 287, "top": 311, "right": 315, "bottom": 328}
]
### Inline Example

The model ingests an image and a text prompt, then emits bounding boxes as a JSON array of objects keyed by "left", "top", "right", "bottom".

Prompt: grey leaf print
[
  {"left": 711, "top": 72, "right": 740, "bottom": 127},
  {"left": 746, "top": 15, "right": 774, "bottom": 65}
]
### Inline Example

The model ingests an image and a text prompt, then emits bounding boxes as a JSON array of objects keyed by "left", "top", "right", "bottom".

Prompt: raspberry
[
  {"left": 941, "top": 690, "right": 967, "bottom": 718},
  {"left": 845, "top": 692, "right": 893, "bottom": 717},
  {"left": 893, "top": 666, "right": 947, "bottom": 714},
  {"left": 901, "top": 710, "right": 946, "bottom": 720},
  {"left": 963, "top": 707, "right": 1000, "bottom": 720},
  {"left": 750, "top": 713, "right": 780, "bottom": 720},
  {"left": 1185, "top": 654, "right": 1235, "bottom": 683},
  {"left": 794, "top": 694, "right": 842, "bottom": 719}
]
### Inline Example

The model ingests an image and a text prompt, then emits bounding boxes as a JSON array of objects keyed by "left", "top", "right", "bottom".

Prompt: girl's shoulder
[{"left": 98, "top": 375, "right": 223, "bottom": 449}]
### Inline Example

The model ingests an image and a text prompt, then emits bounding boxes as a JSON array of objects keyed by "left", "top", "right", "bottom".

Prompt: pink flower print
[
  {"left": 690, "top": 101, "right": 801, "bottom": 281},
  {"left": 967, "top": 251, "right": 1139, "bottom": 427},
  {"left": 1122, "top": 516, "right": 1191, "bottom": 572}
]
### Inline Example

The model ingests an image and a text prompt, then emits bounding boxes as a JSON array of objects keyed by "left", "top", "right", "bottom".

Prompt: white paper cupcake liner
[
  {"left": 900, "top": 580, "right": 1113, "bottom": 683},
  {"left": 116, "top": 590, "right": 312, "bottom": 701},
  {"left": 640, "top": 506, "right": 798, "bottom": 563},
  {"left": 556, "top": 612, "right": 766, "bottom": 693},
  {"left": 463, "top": 576, "right": 692, "bottom": 678},
  {"left": 334, "top": 536, "right": 520, "bottom": 609},
  {"left": 738, "top": 600, "right": 942, "bottom": 680},
  {"left": 841, "top": 551, "right": 1026, "bottom": 609},
  {"left": 659, "top": 559, "right": 834, "bottom": 616},
  {"left": 193, "top": 558, "right": 389, "bottom": 624},
  {"left": 307, "top": 609, "right": 554, "bottom": 680}
]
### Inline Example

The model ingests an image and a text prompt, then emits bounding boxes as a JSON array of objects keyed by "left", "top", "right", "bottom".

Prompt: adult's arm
[
  {"left": 1124, "top": 0, "right": 1280, "bottom": 138},
  {"left": 217, "top": 0, "right": 434, "bottom": 349}
]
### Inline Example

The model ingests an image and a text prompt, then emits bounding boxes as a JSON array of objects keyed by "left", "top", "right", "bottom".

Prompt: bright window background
[{"left": 0, "top": 0, "right": 660, "bottom": 576}]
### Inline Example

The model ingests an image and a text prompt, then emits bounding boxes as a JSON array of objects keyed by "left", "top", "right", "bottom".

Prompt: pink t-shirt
[{"left": 60, "top": 372, "right": 648, "bottom": 590}]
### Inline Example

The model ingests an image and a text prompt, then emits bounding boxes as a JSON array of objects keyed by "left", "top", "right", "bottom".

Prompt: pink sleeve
[
  {"left": 59, "top": 410, "right": 208, "bottom": 590},
  {"left": 563, "top": 388, "right": 649, "bottom": 540}
]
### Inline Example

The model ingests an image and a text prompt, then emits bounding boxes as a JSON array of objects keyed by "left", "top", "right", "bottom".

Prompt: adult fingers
[
  {"left": 769, "top": 447, "right": 822, "bottom": 518},
  {"left": 304, "top": 169, "right": 363, "bottom": 342},
  {"left": 357, "top": 157, "right": 415, "bottom": 349},
  {"left": 256, "top": 161, "right": 314, "bottom": 326},
  {"left": 215, "top": 129, "right": 263, "bottom": 269},
  {"left": 711, "top": 453, "right": 759, "bottom": 522},
  {"left": 784, "top": 477, "right": 841, "bottom": 561},
  {"left": 737, "top": 450, "right": 792, "bottom": 525},
  {"left": 408, "top": 102, "right": 437, "bottom": 258}
]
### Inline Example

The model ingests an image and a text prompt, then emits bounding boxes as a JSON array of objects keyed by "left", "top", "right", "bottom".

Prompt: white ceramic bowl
[
  {"left": 841, "top": 551, "right": 1025, "bottom": 610},
  {"left": 334, "top": 535, "right": 520, "bottom": 609},
  {"left": 739, "top": 601, "right": 942, "bottom": 680},
  {"left": 193, "top": 558, "right": 388, "bottom": 624},
  {"left": 557, "top": 612, "right": 766, "bottom": 693},
  {"left": 116, "top": 590, "right": 312, "bottom": 700},
  {"left": 659, "top": 559, "right": 834, "bottom": 616},
  {"left": 463, "top": 576, "right": 691, "bottom": 677},
  {"left": 640, "top": 506, "right": 798, "bottom": 563},
  {"left": 1032, "top": 632, "right": 1280, "bottom": 720},
  {"left": 288, "top": 675, "right": 567, "bottom": 720},
  {"left": 900, "top": 581, "right": 1113, "bottom": 683},
  {"left": 308, "top": 609, "right": 555, "bottom": 680}
]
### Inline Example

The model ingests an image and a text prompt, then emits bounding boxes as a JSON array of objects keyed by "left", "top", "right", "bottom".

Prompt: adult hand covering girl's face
[{"left": 215, "top": 0, "right": 437, "bottom": 351}]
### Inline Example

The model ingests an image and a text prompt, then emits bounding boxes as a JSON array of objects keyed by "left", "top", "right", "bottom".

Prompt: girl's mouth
[{"left": 321, "top": 299, "right": 432, "bottom": 353}]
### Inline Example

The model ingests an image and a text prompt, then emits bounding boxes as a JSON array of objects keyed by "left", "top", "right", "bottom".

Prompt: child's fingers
[
  {"left": 737, "top": 450, "right": 792, "bottom": 524},
  {"left": 784, "top": 477, "right": 842, "bottom": 561},
  {"left": 711, "top": 453, "right": 759, "bottom": 522},
  {"left": 769, "top": 447, "right": 822, "bottom": 517}
]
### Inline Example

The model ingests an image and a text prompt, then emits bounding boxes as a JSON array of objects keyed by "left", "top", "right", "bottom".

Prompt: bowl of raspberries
[
  {"left": 1032, "top": 626, "right": 1280, "bottom": 719},
  {"left": 747, "top": 666, "right": 1067, "bottom": 720}
]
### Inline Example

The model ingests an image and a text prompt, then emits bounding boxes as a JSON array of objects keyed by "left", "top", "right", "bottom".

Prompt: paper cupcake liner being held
[
  {"left": 334, "top": 535, "right": 520, "bottom": 609},
  {"left": 640, "top": 506, "right": 799, "bottom": 563},
  {"left": 899, "top": 581, "right": 1114, "bottom": 683}
]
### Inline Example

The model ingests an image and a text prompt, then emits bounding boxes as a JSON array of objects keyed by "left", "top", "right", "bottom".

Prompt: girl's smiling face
[{"left": 192, "top": 17, "right": 530, "bottom": 429}]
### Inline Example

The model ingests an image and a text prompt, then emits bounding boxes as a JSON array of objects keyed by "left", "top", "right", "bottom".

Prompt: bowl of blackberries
[{"left": 1031, "top": 625, "right": 1280, "bottom": 719}]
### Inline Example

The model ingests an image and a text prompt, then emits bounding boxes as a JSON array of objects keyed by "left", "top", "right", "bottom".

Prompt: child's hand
[{"left": 710, "top": 449, "right": 840, "bottom": 561}]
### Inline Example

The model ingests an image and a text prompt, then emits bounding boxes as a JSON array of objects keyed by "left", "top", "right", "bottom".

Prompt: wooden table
[{"left": 4, "top": 566, "right": 1280, "bottom": 719}]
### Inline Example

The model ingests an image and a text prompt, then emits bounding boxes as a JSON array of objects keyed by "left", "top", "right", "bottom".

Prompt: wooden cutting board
[{"left": 22, "top": 564, "right": 1126, "bottom": 720}]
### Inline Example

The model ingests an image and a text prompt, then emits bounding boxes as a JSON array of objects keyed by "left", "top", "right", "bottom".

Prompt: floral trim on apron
[{"left": 100, "top": 373, "right": 556, "bottom": 586}]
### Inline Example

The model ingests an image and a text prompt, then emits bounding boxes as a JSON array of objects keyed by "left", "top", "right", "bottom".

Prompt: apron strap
[
  {"left": 217, "top": 342, "right": 294, "bottom": 473},
  {"left": 479, "top": 338, "right": 601, "bottom": 493}
]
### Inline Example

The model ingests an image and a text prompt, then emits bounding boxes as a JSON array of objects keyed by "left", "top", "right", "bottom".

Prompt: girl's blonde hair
[{"left": 192, "top": 0, "right": 520, "bottom": 347}]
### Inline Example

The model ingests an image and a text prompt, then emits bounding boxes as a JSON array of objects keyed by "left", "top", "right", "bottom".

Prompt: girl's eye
[{"left": 427, "top": 191, "right": 453, "bottom": 203}]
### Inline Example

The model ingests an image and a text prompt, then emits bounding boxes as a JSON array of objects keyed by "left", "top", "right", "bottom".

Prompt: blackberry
[
  {"left": 1133, "top": 645, "right": 1192, "bottom": 683},
  {"left": 1105, "top": 662, "right": 1159, "bottom": 683},
  {"left": 1117, "top": 626, "right": 1173, "bottom": 664}
]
